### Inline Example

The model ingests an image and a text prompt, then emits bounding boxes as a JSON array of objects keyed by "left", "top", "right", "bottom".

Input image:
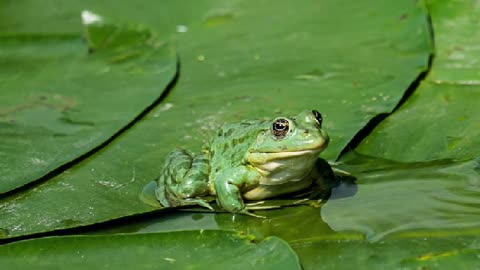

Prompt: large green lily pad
[
  {"left": 0, "top": 230, "right": 301, "bottom": 270},
  {"left": 84, "top": 154, "right": 480, "bottom": 270},
  {"left": 1, "top": 1, "right": 479, "bottom": 269},
  {"left": 356, "top": 0, "right": 480, "bottom": 162},
  {"left": 0, "top": 19, "right": 177, "bottom": 194},
  {"left": 0, "top": 0, "right": 431, "bottom": 239},
  {"left": 292, "top": 234, "right": 480, "bottom": 270},
  {"left": 321, "top": 153, "right": 480, "bottom": 241},
  {"left": 1, "top": 0, "right": 432, "bottom": 160}
]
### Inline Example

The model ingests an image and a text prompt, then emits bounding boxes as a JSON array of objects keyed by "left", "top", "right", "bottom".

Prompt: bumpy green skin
[{"left": 144, "top": 110, "right": 335, "bottom": 213}]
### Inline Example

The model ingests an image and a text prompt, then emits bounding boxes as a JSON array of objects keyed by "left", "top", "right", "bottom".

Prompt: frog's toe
[
  {"left": 245, "top": 201, "right": 265, "bottom": 207},
  {"left": 308, "top": 186, "right": 331, "bottom": 200},
  {"left": 184, "top": 198, "right": 214, "bottom": 211},
  {"left": 238, "top": 208, "right": 267, "bottom": 219},
  {"left": 246, "top": 204, "right": 281, "bottom": 211}
]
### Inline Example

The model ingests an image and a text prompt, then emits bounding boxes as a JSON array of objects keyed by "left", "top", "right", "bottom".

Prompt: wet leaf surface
[
  {"left": 356, "top": 0, "right": 480, "bottom": 162},
  {"left": 292, "top": 234, "right": 480, "bottom": 270},
  {"left": 0, "top": 19, "right": 177, "bottom": 194},
  {"left": 0, "top": 0, "right": 431, "bottom": 239},
  {"left": 322, "top": 153, "right": 480, "bottom": 241},
  {"left": 4, "top": 1, "right": 479, "bottom": 270},
  {"left": 81, "top": 153, "right": 480, "bottom": 269},
  {"left": 0, "top": 230, "right": 301, "bottom": 270}
]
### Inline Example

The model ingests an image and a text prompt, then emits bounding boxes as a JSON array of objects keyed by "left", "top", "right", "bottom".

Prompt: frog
[{"left": 141, "top": 109, "right": 337, "bottom": 217}]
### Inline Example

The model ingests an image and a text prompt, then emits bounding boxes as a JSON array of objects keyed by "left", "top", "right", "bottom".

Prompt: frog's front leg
[{"left": 214, "top": 166, "right": 261, "bottom": 213}]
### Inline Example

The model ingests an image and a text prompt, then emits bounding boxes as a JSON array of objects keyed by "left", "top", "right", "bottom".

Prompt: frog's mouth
[{"left": 247, "top": 147, "right": 324, "bottom": 165}]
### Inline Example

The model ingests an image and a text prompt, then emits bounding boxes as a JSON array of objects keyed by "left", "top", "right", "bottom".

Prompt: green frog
[{"left": 141, "top": 110, "right": 336, "bottom": 216}]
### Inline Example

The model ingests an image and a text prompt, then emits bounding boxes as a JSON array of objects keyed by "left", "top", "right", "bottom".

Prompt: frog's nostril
[{"left": 312, "top": 110, "right": 323, "bottom": 127}]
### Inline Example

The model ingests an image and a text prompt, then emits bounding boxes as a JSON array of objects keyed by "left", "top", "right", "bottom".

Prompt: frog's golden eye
[
  {"left": 272, "top": 118, "right": 290, "bottom": 139},
  {"left": 312, "top": 110, "right": 323, "bottom": 127}
]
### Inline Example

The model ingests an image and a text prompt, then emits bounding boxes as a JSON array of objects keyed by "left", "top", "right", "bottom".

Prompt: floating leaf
[
  {"left": 0, "top": 230, "right": 301, "bottom": 270},
  {"left": 0, "top": 0, "right": 431, "bottom": 239},
  {"left": 322, "top": 153, "right": 480, "bottom": 241},
  {"left": 356, "top": 0, "right": 480, "bottom": 162},
  {"left": 291, "top": 234, "right": 480, "bottom": 270},
  {"left": 0, "top": 17, "right": 177, "bottom": 194}
]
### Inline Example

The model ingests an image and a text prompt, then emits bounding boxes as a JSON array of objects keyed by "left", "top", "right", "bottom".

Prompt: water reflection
[{"left": 329, "top": 176, "right": 358, "bottom": 200}]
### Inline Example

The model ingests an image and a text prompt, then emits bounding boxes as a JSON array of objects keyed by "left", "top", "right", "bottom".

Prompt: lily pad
[
  {"left": 1, "top": 0, "right": 432, "bottom": 160},
  {"left": 0, "top": 230, "right": 301, "bottom": 270},
  {"left": 291, "top": 234, "right": 480, "bottom": 270},
  {"left": 90, "top": 162, "right": 480, "bottom": 270},
  {"left": 106, "top": 154, "right": 476, "bottom": 269},
  {"left": 321, "top": 153, "right": 480, "bottom": 241},
  {"left": 356, "top": 0, "right": 480, "bottom": 162},
  {"left": 0, "top": 17, "right": 177, "bottom": 194},
  {"left": 0, "top": 0, "right": 431, "bottom": 239}
]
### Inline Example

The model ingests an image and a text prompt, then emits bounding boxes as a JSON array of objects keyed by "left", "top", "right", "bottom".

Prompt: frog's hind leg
[
  {"left": 306, "top": 158, "right": 339, "bottom": 200},
  {"left": 156, "top": 149, "right": 212, "bottom": 210},
  {"left": 312, "top": 158, "right": 339, "bottom": 189}
]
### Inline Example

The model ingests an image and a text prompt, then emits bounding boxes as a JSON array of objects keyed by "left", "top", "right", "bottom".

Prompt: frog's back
[{"left": 208, "top": 120, "right": 266, "bottom": 172}]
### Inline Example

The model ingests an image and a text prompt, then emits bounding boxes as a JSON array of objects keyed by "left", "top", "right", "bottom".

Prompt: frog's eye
[
  {"left": 272, "top": 118, "right": 290, "bottom": 139},
  {"left": 312, "top": 110, "right": 323, "bottom": 127}
]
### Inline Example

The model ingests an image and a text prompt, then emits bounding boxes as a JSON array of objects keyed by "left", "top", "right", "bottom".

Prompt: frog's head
[
  {"left": 246, "top": 110, "right": 329, "bottom": 179},
  {"left": 249, "top": 109, "right": 329, "bottom": 154}
]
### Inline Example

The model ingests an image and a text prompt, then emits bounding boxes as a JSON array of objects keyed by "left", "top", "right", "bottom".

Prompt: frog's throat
[{"left": 247, "top": 149, "right": 320, "bottom": 185}]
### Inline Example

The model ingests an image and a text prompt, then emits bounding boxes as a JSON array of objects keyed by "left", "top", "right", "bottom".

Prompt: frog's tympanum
[{"left": 141, "top": 110, "right": 336, "bottom": 216}]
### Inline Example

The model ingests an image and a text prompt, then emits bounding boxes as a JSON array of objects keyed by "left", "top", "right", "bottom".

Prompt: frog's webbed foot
[
  {"left": 233, "top": 201, "right": 284, "bottom": 219},
  {"left": 307, "top": 185, "right": 331, "bottom": 201},
  {"left": 328, "top": 160, "right": 355, "bottom": 179},
  {"left": 332, "top": 167, "right": 351, "bottom": 177},
  {"left": 245, "top": 201, "right": 282, "bottom": 210},
  {"left": 292, "top": 198, "right": 312, "bottom": 205},
  {"left": 183, "top": 198, "right": 214, "bottom": 211},
  {"left": 245, "top": 201, "right": 266, "bottom": 207},
  {"left": 313, "top": 158, "right": 340, "bottom": 189},
  {"left": 238, "top": 208, "right": 267, "bottom": 219},
  {"left": 243, "top": 201, "right": 282, "bottom": 218}
]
